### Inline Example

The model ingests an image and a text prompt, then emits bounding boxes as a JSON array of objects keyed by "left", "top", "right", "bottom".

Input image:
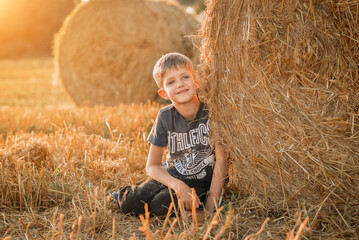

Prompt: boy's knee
[
  {"left": 120, "top": 199, "right": 145, "bottom": 216},
  {"left": 149, "top": 189, "right": 176, "bottom": 216}
]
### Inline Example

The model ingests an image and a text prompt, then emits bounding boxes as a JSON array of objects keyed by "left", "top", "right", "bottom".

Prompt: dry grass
[{"left": 0, "top": 58, "right": 312, "bottom": 239}]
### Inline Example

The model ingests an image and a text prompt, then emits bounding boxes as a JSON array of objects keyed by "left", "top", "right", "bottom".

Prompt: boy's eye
[
  {"left": 167, "top": 81, "right": 174, "bottom": 85},
  {"left": 183, "top": 75, "right": 190, "bottom": 79}
]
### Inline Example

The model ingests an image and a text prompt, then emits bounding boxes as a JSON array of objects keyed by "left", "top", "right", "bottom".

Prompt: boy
[{"left": 112, "top": 52, "right": 228, "bottom": 216}]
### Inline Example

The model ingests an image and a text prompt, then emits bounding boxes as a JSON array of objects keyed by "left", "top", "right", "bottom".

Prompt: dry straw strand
[
  {"left": 202, "top": 206, "right": 224, "bottom": 240},
  {"left": 286, "top": 213, "right": 310, "bottom": 240},
  {"left": 91, "top": 212, "right": 96, "bottom": 238},
  {"left": 191, "top": 188, "right": 199, "bottom": 239},
  {"left": 69, "top": 219, "right": 77, "bottom": 240},
  {"left": 75, "top": 215, "right": 82, "bottom": 240},
  {"left": 57, "top": 214, "right": 64, "bottom": 240},
  {"left": 18, "top": 218, "right": 35, "bottom": 240},
  {"left": 1, "top": 226, "right": 12, "bottom": 240},
  {"left": 139, "top": 203, "right": 152, "bottom": 240},
  {"left": 213, "top": 208, "right": 234, "bottom": 240},
  {"left": 52, "top": 211, "right": 57, "bottom": 240},
  {"left": 293, "top": 216, "right": 309, "bottom": 240},
  {"left": 243, "top": 218, "right": 270, "bottom": 240},
  {"left": 159, "top": 202, "right": 173, "bottom": 240},
  {"left": 164, "top": 218, "right": 178, "bottom": 240}
]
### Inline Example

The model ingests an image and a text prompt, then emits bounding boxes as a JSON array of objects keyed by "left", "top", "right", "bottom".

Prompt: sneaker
[{"left": 110, "top": 186, "right": 129, "bottom": 211}]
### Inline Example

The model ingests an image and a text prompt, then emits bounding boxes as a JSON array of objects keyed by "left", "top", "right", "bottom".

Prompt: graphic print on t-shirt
[
  {"left": 167, "top": 120, "right": 214, "bottom": 180},
  {"left": 173, "top": 149, "right": 214, "bottom": 178},
  {"left": 168, "top": 122, "right": 209, "bottom": 154}
]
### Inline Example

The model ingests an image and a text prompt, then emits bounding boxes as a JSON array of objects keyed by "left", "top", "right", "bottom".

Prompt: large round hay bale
[
  {"left": 199, "top": 0, "right": 358, "bottom": 234},
  {"left": 55, "top": 0, "right": 199, "bottom": 106}
]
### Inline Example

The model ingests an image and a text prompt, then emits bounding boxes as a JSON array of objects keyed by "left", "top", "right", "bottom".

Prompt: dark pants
[{"left": 114, "top": 176, "right": 210, "bottom": 216}]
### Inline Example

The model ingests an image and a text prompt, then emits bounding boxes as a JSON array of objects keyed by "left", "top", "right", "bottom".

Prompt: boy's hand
[
  {"left": 204, "top": 195, "right": 216, "bottom": 213},
  {"left": 174, "top": 181, "right": 201, "bottom": 210},
  {"left": 185, "top": 209, "right": 206, "bottom": 220}
]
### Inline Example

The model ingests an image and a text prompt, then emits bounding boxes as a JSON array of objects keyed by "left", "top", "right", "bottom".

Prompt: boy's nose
[{"left": 176, "top": 79, "right": 184, "bottom": 87}]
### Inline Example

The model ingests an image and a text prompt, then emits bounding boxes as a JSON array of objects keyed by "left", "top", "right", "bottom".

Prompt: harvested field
[
  {"left": 199, "top": 0, "right": 359, "bottom": 238},
  {"left": 4, "top": 0, "right": 358, "bottom": 238},
  {"left": 0, "top": 58, "right": 312, "bottom": 239}
]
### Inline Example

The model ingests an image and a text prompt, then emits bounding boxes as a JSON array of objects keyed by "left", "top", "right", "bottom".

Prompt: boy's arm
[
  {"left": 146, "top": 144, "right": 201, "bottom": 210},
  {"left": 204, "top": 143, "right": 228, "bottom": 213}
]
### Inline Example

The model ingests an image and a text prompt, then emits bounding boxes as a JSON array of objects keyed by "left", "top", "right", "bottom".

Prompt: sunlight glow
[
  {"left": 0, "top": 0, "right": 6, "bottom": 7},
  {"left": 185, "top": 7, "right": 194, "bottom": 15}
]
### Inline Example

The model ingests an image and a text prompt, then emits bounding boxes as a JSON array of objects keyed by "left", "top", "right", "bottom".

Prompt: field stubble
[{"left": 0, "top": 58, "right": 310, "bottom": 239}]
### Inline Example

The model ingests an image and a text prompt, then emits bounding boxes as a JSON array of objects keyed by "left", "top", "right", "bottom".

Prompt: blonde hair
[{"left": 153, "top": 52, "right": 195, "bottom": 88}]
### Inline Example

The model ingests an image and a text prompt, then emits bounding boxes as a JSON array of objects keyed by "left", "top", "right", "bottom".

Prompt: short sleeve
[{"left": 147, "top": 112, "right": 167, "bottom": 147}]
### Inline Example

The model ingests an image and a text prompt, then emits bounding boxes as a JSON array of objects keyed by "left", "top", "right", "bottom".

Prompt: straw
[
  {"left": 198, "top": 0, "right": 359, "bottom": 236},
  {"left": 159, "top": 202, "right": 173, "bottom": 240}
]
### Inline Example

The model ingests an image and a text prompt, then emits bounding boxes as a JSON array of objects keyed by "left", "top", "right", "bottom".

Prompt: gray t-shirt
[{"left": 148, "top": 102, "right": 214, "bottom": 182}]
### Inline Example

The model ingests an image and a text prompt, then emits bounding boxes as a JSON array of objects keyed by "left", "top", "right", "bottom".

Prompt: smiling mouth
[{"left": 177, "top": 89, "right": 188, "bottom": 94}]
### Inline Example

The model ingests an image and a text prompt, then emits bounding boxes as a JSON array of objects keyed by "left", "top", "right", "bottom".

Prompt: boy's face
[{"left": 158, "top": 66, "right": 198, "bottom": 105}]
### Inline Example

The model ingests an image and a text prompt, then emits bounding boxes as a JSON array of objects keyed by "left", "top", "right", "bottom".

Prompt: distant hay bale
[
  {"left": 55, "top": 0, "right": 199, "bottom": 106},
  {"left": 199, "top": 0, "right": 359, "bottom": 219}
]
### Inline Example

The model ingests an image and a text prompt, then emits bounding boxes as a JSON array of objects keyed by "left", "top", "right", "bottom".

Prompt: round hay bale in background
[
  {"left": 55, "top": 0, "right": 199, "bottom": 106},
  {"left": 199, "top": 0, "right": 358, "bottom": 234}
]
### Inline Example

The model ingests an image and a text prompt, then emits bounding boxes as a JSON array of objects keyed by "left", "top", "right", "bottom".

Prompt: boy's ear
[{"left": 158, "top": 89, "right": 169, "bottom": 100}]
